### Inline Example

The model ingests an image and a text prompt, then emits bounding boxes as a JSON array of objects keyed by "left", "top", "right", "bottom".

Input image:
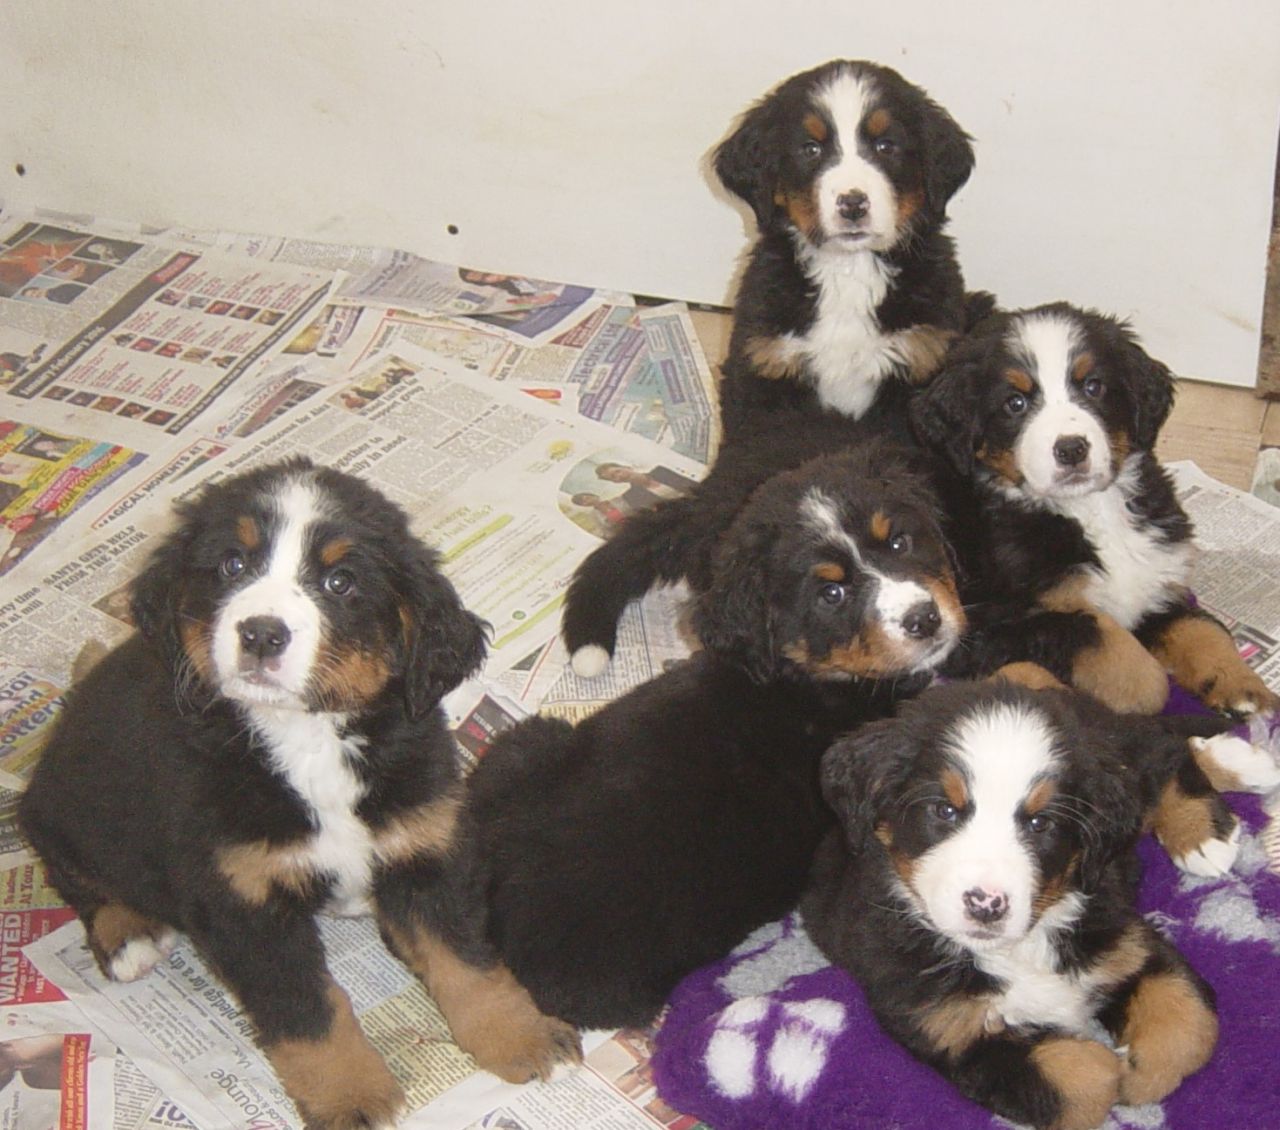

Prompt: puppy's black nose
[
  {"left": 837, "top": 190, "right": 870, "bottom": 221},
  {"left": 902, "top": 600, "right": 941, "bottom": 640},
  {"left": 238, "top": 616, "right": 291, "bottom": 659},
  {"left": 1053, "top": 435, "right": 1090, "bottom": 467},
  {"left": 963, "top": 886, "right": 1009, "bottom": 924}
]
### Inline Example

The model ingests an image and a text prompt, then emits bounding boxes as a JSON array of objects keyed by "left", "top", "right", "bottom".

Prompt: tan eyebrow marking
[
  {"left": 1003, "top": 368, "right": 1033, "bottom": 394},
  {"left": 1024, "top": 777, "right": 1058, "bottom": 816},
  {"left": 940, "top": 767, "right": 969, "bottom": 811},
  {"left": 803, "top": 112, "right": 829, "bottom": 142},
  {"left": 1071, "top": 352, "right": 1096, "bottom": 382},
  {"left": 320, "top": 536, "right": 354, "bottom": 566},
  {"left": 866, "top": 108, "right": 892, "bottom": 136},
  {"left": 870, "top": 511, "right": 891, "bottom": 541},
  {"left": 813, "top": 561, "right": 846, "bottom": 583},
  {"left": 236, "top": 515, "right": 260, "bottom": 550}
]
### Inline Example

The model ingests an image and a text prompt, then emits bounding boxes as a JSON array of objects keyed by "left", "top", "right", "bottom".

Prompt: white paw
[
  {"left": 569, "top": 644, "right": 610, "bottom": 679},
  {"left": 108, "top": 930, "right": 176, "bottom": 982},
  {"left": 1192, "top": 734, "right": 1280, "bottom": 794},
  {"left": 705, "top": 996, "right": 846, "bottom": 1103},
  {"left": 1170, "top": 821, "right": 1241, "bottom": 878}
]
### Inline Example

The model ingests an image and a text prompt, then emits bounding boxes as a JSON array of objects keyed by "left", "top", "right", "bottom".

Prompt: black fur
[
  {"left": 803, "top": 682, "right": 1219, "bottom": 1129},
  {"left": 470, "top": 445, "right": 963, "bottom": 1028}
]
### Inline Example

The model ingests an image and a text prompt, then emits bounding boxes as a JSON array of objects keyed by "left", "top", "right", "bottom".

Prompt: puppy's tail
[{"left": 561, "top": 496, "right": 701, "bottom": 678}]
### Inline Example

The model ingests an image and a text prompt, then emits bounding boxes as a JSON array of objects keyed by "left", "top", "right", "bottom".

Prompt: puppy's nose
[
  {"left": 837, "top": 190, "right": 870, "bottom": 221},
  {"left": 901, "top": 600, "right": 941, "bottom": 640},
  {"left": 1053, "top": 435, "right": 1090, "bottom": 467},
  {"left": 238, "top": 615, "right": 291, "bottom": 659},
  {"left": 963, "top": 886, "right": 1009, "bottom": 925}
]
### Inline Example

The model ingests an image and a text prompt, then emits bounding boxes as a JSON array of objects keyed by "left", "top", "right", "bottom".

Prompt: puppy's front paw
[
  {"left": 1030, "top": 1036, "right": 1121, "bottom": 1130},
  {"left": 471, "top": 1004, "right": 583, "bottom": 1084},
  {"left": 1168, "top": 820, "right": 1241, "bottom": 878},
  {"left": 1199, "top": 665, "right": 1280, "bottom": 719},
  {"left": 1191, "top": 734, "right": 1280, "bottom": 794}
]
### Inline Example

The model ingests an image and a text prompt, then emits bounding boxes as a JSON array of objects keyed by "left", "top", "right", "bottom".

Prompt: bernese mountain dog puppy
[
  {"left": 468, "top": 442, "right": 966, "bottom": 1030},
  {"left": 19, "top": 459, "right": 580, "bottom": 1130},
  {"left": 803, "top": 680, "right": 1236, "bottom": 1130},
  {"left": 912, "top": 301, "right": 1279, "bottom": 722},
  {"left": 713, "top": 58, "right": 978, "bottom": 437}
]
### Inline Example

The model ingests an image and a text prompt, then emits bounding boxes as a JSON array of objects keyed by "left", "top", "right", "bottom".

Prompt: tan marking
[
  {"left": 889, "top": 848, "right": 917, "bottom": 889},
  {"left": 865, "top": 108, "right": 892, "bottom": 136},
  {"left": 178, "top": 616, "right": 215, "bottom": 684},
  {"left": 784, "top": 625, "right": 904, "bottom": 679},
  {"left": 1191, "top": 742, "right": 1245, "bottom": 793},
  {"left": 382, "top": 921, "right": 582, "bottom": 1082},
  {"left": 217, "top": 839, "right": 318, "bottom": 906},
  {"left": 813, "top": 561, "right": 847, "bottom": 583},
  {"left": 976, "top": 443, "right": 1023, "bottom": 486},
  {"left": 990, "top": 662, "right": 1066, "bottom": 691},
  {"left": 802, "top": 112, "right": 828, "bottom": 142},
  {"left": 1148, "top": 615, "right": 1280, "bottom": 716},
  {"left": 874, "top": 822, "right": 894, "bottom": 849},
  {"left": 1117, "top": 971, "right": 1217, "bottom": 1105},
  {"left": 311, "top": 639, "right": 392, "bottom": 711},
  {"left": 744, "top": 333, "right": 805, "bottom": 381},
  {"left": 319, "top": 536, "right": 353, "bottom": 567},
  {"left": 1004, "top": 367, "right": 1034, "bottom": 394},
  {"left": 1153, "top": 780, "right": 1232, "bottom": 861},
  {"left": 1037, "top": 582, "right": 1169, "bottom": 713},
  {"left": 1089, "top": 923, "right": 1151, "bottom": 991},
  {"left": 1029, "top": 1036, "right": 1123, "bottom": 1130},
  {"left": 1025, "top": 777, "right": 1058, "bottom": 816},
  {"left": 895, "top": 188, "right": 926, "bottom": 229},
  {"left": 1032, "top": 856, "right": 1077, "bottom": 918},
  {"left": 870, "top": 511, "right": 891, "bottom": 542},
  {"left": 265, "top": 979, "right": 404, "bottom": 1128},
  {"left": 89, "top": 904, "right": 169, "bottom": 973},
  {"left": 1071, "top": 352, "right": 1096, "bottom": 382},
  {"left": 940, "top": 767, "right": 969, "bottom": 811},
  {"left": 925, "top": 573, "right": 967, "bottom": 636},
  {"left": 890, "top": 324, "right": 955, "bottom": 384},
  {"left": 1106, "top": 428, "right": 1132, "bottom": 473},
  {"left": 236, "top": 515, "right": 260, "bottom": 550},
  {"left": 373, "top": 792, "right": 462, "bottom": 868},
  {"left": 918, "top": 994, "right": 1001, "bottom": 1059},
  {"left": 778, "top": 189, "right": 821, "bottom": 241}
]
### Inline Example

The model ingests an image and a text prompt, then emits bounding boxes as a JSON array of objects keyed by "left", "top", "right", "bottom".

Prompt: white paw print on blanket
[{"left": 705, "top": 995, "right": 847, "bottom": 1102}]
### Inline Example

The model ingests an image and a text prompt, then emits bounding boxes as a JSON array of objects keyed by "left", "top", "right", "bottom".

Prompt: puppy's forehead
[
  {"left": 1006, "top": 313, "right": 1084, "bottom": 390},
  {"left": 944, "top": 702, "right": 1059, "bottom": 807},
  {"left": 812, "top": 68, "right": 878, "bottom": 144}
]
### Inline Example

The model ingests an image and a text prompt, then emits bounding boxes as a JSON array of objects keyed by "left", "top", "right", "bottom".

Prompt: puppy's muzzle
[{"left": 238, "top": 615, "right": 291, "bottom": 669}]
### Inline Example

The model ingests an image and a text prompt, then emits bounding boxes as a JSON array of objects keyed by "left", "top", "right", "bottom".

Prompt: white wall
[{"left": 3, "top": 0, "right": 1278, "bottom": 385}]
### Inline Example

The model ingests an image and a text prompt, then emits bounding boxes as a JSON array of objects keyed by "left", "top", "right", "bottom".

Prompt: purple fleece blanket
[{"left": 652, "top": 693, "right": 1280, "bottom": 1129}]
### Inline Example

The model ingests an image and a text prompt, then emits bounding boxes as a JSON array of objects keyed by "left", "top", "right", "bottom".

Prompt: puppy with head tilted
[
  {"left": 468, "top": 442, "right": 966, "bottom": 1030},
  {"left": 713, "top": 58, "right": 979, "bottom": 438},
  {"left": 802, "top": 680, "right": 1237, "bottom": 1130},
  {"left": 19, "top": 459, "right": 579, "bottom": 1130},
  {"left": 913, "top": 301, "right": 1279, "bottom": 723}
]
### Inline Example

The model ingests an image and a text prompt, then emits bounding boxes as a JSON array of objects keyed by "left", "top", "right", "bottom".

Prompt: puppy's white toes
[
  {"left": 1173, "top": 822, "right": 1242, "bottom": 878},
  {"left": 1193, "top": 735, "right": 1280, "bottom": 794},
  {"left": 108, "top": 930, "right": 176, "bottom": 982},
  {"left": 570, "top": 645, "right": 611, "bottom": 679}
]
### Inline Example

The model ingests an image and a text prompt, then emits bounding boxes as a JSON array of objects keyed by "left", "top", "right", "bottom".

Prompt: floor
[{"left": 685, "top": 308, "right": 1276, "bottom": 492}]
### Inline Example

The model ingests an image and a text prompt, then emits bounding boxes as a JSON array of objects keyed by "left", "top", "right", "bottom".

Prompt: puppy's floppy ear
[
  {"left": 1075, "top": 759, "right": 1146, "bottom": 892},
  {"left": 130, "top": 519, "right": 195, "bottom": 657},
  {"left": 910, "top": 344, "right": 984, "bottom": 475},
  {"left": 820, "top": 718, "right": 912, "bottom": 852},
  {"left": 1120, "top": 333, "right": 1176, "bottom": 451},
  {"left": 713, "top": 99, "right": 782, "bottom": 230},
  {"left": 916, "top": 91, "right": 975, "bottom": 214},
  {"left": 398, "top": 546, "right": 488, "bottom": 718},
  {"left": 692, "top": 518, "right": 779, "bottom": 681}
]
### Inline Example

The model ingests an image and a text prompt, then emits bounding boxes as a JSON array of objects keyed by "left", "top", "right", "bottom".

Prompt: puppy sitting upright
[
  {"left": 714, "top": 58, "right": 979, "bottom": 438},
  {"left": 20, "top": 459, "right": 580, "bottom": 1129},
  {"left": 803, "top": 681, "right": 1225, "bottom": 1130},
  {"left": 469, "top": 442, "right": 965, "bottom": 1030},
  {"left": 913, "top": 301, "right": 1278, "bottom": 719}
]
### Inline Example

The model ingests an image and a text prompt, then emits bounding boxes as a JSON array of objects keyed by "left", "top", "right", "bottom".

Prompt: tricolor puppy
[
  {"left": 469, "top": 444, "right": 965, "bottom": 1030},
  {"left": 803, "top": 681, "right": 1238, "bottom": 1130},
  {"left": 913, "top": 301, "right": 1278, "bottom": 721},
  {"left": 20, "top": 459, "right": 579, "bottom": 1130},
  {"left": 713, "top": 58, "right": 981, "bottom": 437}
]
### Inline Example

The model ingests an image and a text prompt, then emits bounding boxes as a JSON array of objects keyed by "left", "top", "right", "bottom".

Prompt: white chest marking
[
  {"left": 248, "top": 706, "right": 375, "bottom": 915},
  {"left": 1052, "top": 468, "right": 1192, "bottom": 630}
]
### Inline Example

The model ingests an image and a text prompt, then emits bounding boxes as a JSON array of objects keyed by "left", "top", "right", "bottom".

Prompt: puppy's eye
[
  {"left": 888, "top": 532, "right": 912, "bottom": 554},
  {"left": 801, "top": 139, "right": 822, "bottom": 159},
  {"left": 873, "top": 136, "right": 897, "bottom": 156},
  {"left": 1082, "top": 377, "right": 1104, "bottom": 399},
  {"left": 1003, "top": 393, "right": 1028, "bottom": 417},
  {"left": 324, "top": 568, "right": 355, "bottom": 597},
  {"left": 1027, "top": 813, "right": 1054, "bottom": 834},
  {"left": 933, "top": 801, "right": 959, "bottom": 823},
  {"left": 819, "top": 582, "right": 845, "bottom": 606},
  {"left": 220, "top": 550, "right": 245, "bottom": 579}
]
